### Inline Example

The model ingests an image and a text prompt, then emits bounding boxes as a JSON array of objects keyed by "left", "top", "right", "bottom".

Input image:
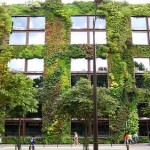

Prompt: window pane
[
  {"left": 131, "top": 17, "right": 146, "bottom": 30},
  {"left": 71, "top": 16, "right": 87, "bottom": 29},
  {"left": 135, "top": 75, "right": 144, "bottom": 88},
  {"left": 71, "top": 32, "right": 87, "bottom": 44},
  {"left": 29, "top": 32, "right": 45, "bottom": 45},
  {"left": 9, "top": 32, "right": 26, "bottom": 45},
  {"left": 27, "top": 75, "right": 42, "bottom": 80},
  {"left": 91, "top": 75, "right": 108, "bottom": 87},
  {"left": 132, "top": 32, "right": 148, "bottom": 45},
  {"left": 148, "top": 18, "right": 150, "bottom": 29},
  {"left": 8, "top": 59, "right": 25, "bottom": 71},
  {"left": 29, "top": 17, "right": 45, "bottom": 29},
  {"left": 90, "top": 31, "right": 106, "bottom": 44},
  {"left": 27, "top": 59, "right": 44, "bottom": 72},
  {"left": 134, "top": 58, "right": 150, "bottom": 71},
  {"left": 71, "top": 58, "right": 88, "bottom": 71},
  {"left": 71, "top": 75, "right": 88, "bottom": 87},
  {"left": 12, "top": 17, "right": 27, "bottom": 30},
  {"left": 89, "top": 17, "right": 106, "bottom": 29},
  {"left": 90, "top": 58, "right": 107, "bottom": 72}
]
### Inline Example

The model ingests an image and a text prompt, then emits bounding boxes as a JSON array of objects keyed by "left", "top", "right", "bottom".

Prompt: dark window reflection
[
  {"left": 139, "top": 122, "right": 149, "bottom": 136},
  {"left": 91, "top": 75, "right": 108, "bottom": 87},
  {"left": 71, "top": 122, "right": 86, "bottom": 136},
  {"left": 25, "top": 122, "right": 42, "bottom": 136},
  {"left": 98, "top": 121, "right": 109, "bottom": 136},
  {"left": 137, "top": 102, "right": 149, "bottom": 117},
  {"left": 135, "top": 75, "right": 144, "bottom": 88},
  {"left": 71, "top": 75, "right": 88, "bottom": 86}
]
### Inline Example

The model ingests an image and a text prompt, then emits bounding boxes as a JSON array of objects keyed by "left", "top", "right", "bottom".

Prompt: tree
[
  {"left": 3, "top": 73, "right": 38, "bottom": 150},
  {"left": 56, "top": 78, "right": 118, "bottom": 145}
]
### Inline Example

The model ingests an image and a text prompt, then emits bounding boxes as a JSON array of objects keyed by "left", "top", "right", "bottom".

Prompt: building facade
[{"left": 0, "top": 0, "right": 150, "bottom": 140}]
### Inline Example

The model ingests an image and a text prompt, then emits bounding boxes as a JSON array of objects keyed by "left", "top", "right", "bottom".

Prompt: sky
[{"left": 0, "top": 0, "right": 150, "bottom": 5}]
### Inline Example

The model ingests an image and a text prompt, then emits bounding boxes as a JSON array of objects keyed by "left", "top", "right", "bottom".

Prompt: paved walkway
[{"left": 0, "top": 143, "right": 149, "bottom": 150}]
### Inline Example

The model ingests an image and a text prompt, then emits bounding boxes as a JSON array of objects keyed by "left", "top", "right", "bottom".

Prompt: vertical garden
[{"left": 0, "top": 0, "right": 150, "bottom": 143}]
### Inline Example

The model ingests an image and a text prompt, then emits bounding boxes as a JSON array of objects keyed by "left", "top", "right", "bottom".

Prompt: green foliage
[
  {"left": 3, "top": 74, "right": 38, "bottom": 117},
  {"left": 0, "top": 6, "right": 12, "bottom": 45},
  {"left": 56, "top": 78, "right": 118, "bottom": 127},
  {"left": 42, "top": 0, "right": 71, "bottom": 28},
  {"left": 1, "top": 0, "right": 150, "bottom": 142},
  {"left": 56, "top": 78, "right": 93, "bottom": 121},
  {"left": 143, "top": 71, "right": 150, "bottom": 89},
  {"left": 9, "top": 46, "right": 44, "bottom": 58}
]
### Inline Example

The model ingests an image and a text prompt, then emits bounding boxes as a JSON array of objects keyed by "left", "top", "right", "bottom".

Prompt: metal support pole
[
  {"left": 93, "top": 1, "right": 103, "bottom": 150},
  {"left": 93, "top": 9, "right": 98, "bottom": 150}
]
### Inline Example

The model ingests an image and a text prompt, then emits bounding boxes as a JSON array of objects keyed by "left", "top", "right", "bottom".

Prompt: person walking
[
  {"left": 133, "top": 133, "right": 138, "bottom": 144},
  {"left": 30, "top": 136, "right": 35, "bottom": 150},
  {"left": 128, "top": 133, "right": 133, "bottom": 144},
  {"left": 124, "top": 133, "right": 129, "bottom": 144},
  {"left": 74, "top": 132, "right": 79, "bottom": 145}
]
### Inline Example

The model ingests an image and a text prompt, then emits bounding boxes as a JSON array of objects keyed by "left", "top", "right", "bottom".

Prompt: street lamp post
[{"left": 93, "top": 0, "right": 103, "bottom": 150}]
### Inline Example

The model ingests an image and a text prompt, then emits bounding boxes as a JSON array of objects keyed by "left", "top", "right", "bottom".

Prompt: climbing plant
[{"left": 0, "top": 0, "right": 150, "bottom": 143}]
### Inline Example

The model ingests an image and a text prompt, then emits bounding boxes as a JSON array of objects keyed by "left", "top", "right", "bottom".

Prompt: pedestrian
[
  {"left": 128, "top": 133, "right": 133, "bottom": 144},
  {"left": 74, "top": 132, "right": 79, "bottom": 145},
  {"left": 124, "top": 133, "right": 129, "bottom": 144},
  {"left": 30, "top": 136, "right": 35, "bottom": 150},
  {"left": 133, "top": 133, "right": 138, "bottom": 144},
  {"left": 0, "top": 133, "right": 2, "bottom": 144}
]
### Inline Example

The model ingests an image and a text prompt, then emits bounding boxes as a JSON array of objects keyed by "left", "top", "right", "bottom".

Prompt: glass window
[
  {"left": 71, "top": 75, "right": 88, "bottom": 87},
  {"left": 71, "top": 16, "right": 106, "bottom": 44},
  {"left": 27, "top": 59, "right": 44, "bottom": 72},
  {"left": 90, "top": 31, "right": 106, "bottom": 44},
  {"left": 27, "top": 75, "right": 42, "bottom": 80},
  {"left": 131, "top": 16, "right": 150, "bottom": 45},
  {"left": 10, "top": 16, "right": 45, "bottom": 45},
  {"left": 29, "top": 17, "right": 45, "bottom": 29},
  {"left": 71, "top": 32, "right": 87, "bottom": 44},
  {"left": 91, "top": 75, "right": 108, "bottom": 87},
  {"left": 8, "top": 59, "right": 25, "bottom": 71},
  {"left": 90, "top": 58, "right": 107, "bottom": 72},
  {"left": 9, "top": 32, "right": 26, "bottom": 45},
  {"left": 71, "top": 58, "right": 88, "bottom": 71},
  {"left": 134, "top": 58, "right": 150, "bottom": 71},
  {"left": 71, "top": 16, "right": 87, "bottom": 29},
  {"left": 132, "top": 32, "right": 148, "bottom": 45},
  {"left": 131, "top": 17, "right": 146, "bottom": 30},
  {"left": 148, "top": 18, "right": 150, "bottom": 28},
  {"left": 12, "top": 17, "right": 27, "bottom": 30},
  {"left": 89, "top": 17, "right": 106, "bottom": 29},
  {"left": 29, "top": 32, "right": 45, "bottom": 45}
]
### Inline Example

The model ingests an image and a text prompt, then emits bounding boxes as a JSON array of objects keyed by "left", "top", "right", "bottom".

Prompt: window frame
[
  {"left": 71, "top": 58, "right": 108, "bottom": 87},
  {"left": 71, "top": 15, "right": 106, "bottom": 44},
  {"left": 131, "top": 16, "right": 150, "bottom": 45},
  {"left": 10, "top": 16, "right": 45, "bottom": 45}
]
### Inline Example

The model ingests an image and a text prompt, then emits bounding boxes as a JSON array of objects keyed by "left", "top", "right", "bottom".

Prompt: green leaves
[
  {"left": 3, "top": 73, "right": 38, "bottom": 117},
  {"left": 56, "top": 78, "right": 118, "bottom": 121}
]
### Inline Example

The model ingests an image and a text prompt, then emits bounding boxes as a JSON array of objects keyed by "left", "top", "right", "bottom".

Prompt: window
[
  {"left": 134, "top": 58, "right": 150, "bottom": 72},
  {"left": 71, "top": 58, "right": 108, "bottom": 73},
  {"left": 8, "top": 58, "right": 44, "bottom": 72},
  {"left": 134, "top": 58, "right": 150, "bottom": 88},
  {"left": 71, "top": 58, "right": 108, "bottom": 87},
  {"left": 9, "top": 16, "right": 45, "bottom": 45},
  {"left": 131, "top": 17, "right": 150, "bottom": 45},
  {"left": 71, "top": 16, "right": 106, "bottom": 44}
]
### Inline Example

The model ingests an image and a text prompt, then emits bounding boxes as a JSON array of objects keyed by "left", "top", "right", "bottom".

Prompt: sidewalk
[{"left": 0, "top": 143, "right": 149, "bottom": 150}]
